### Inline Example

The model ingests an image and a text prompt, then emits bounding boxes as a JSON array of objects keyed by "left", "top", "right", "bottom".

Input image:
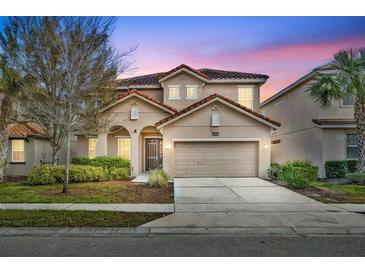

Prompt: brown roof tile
[
  {"left": 118, "top": 64, "right": 268, "bottom": 88},
  {"left": 111, "top": 89, "right": 177, "bottom": 113},
  {"left": 155, "top": 93, "right": 281, "bottom": 127},
  {"left": 9, "top": 122, "right": 45, "bottom": 138}
]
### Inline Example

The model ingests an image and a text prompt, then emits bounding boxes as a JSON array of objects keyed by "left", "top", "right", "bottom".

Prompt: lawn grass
[
  {"left": 295, "top": 181, "right": 365, "bottom": 204},
  {"left": 0, "top": 181, "right": 173, "bottom": 203},
  {"left": 0, "top": 209, "right": 166, "bottom": 227}
]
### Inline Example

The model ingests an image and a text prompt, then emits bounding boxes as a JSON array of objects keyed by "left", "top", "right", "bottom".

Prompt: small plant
[
  {"left": 280, "top": 160, "right": 318, "bottom": 189},
  {"left": 268, "top": 163, "right": 282, "bottom": 181},
  {"left": 148, "top": 169, "right": 169, "bottom": 188},
  {"left": 345, "top": 172, "right": 365, "bottom": 183}
]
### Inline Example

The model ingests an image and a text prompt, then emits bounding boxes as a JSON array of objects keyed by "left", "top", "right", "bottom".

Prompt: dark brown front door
[{"left": 145, "top": 138, "right": 163, "bottom": 170}]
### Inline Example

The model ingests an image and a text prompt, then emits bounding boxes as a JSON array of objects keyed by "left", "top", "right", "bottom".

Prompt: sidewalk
[
  {"left": 0, "top": 203, "right": 174, "bottom": 213},
  {"left": 329, "top": 204, "right": 365, "bottom": 213},
  {"left": 1, "top": 226, "right": 365, "bottom": 237}
]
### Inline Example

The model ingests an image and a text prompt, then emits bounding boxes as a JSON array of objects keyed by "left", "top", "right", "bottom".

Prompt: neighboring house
[
  {"left": 6, "top": 123, "right": 52, "bottom": 176},
  {"left": 4, "top": 123, "right": 77, "bottom": 177},
  {"left": 260, "top": 65, "right": 356, "bottom": 178},
  {"left": 76, "top": 64, "right": 280, "bottom": 178}
]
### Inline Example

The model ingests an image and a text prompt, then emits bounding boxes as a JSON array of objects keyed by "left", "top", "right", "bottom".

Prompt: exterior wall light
[{"left": 264, "top": 144, "right": 269, "bottom": 149}]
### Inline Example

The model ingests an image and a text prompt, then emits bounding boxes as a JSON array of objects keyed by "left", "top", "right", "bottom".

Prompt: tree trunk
[
  {"left": 52, "top": 148, "right": 60, "bottom": 166},
  {"left": 354, "top": 101, "right": 365, "bottom": 172},
  {"left": 62, "top": 131, "right": 71, "bottom": 194}
]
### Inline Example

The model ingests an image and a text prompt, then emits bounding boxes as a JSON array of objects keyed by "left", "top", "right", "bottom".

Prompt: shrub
[
  {"left": 148, "top": 169, "right": 169, "bottom": 188},
  {"left": 109, "top": 167, "right": 130, "bottom": 180},
  {"left": 345, "top": 172, "right": 365, "bottom": 183},
  {"left": 280, "top": 160, "right": 318, "bottom": 189},
  {"left": 27, "top": 165, "right": 109, "bottom": 185},
  {"left": 325, "top": 160, "right": 359, "bottom": 178},
  {"left": 268, "top": 163, "right": 282, "bottom": 181},
  {"left": 347, "top": 160, "right": 358, "bottom": 173},
  {"left": 72, "top": 156, "right": 131, "bottom": 170}
]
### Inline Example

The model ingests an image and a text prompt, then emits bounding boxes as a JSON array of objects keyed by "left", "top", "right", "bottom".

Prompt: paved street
[{"left": 1, "top": 234, "right": 365, "bottom": 256}]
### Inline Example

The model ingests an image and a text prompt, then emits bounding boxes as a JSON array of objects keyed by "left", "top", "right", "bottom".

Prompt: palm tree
[
  {"left": 0, "top": 57, "right": 21, "bottom": 182},
  {"left": 309, "top": 48, "right": 365, "bottom": 172}
]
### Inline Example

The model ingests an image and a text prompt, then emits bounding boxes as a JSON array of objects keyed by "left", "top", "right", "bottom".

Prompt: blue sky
[{"left": 1, "top": 16, "right": 364, "bottom": 100}]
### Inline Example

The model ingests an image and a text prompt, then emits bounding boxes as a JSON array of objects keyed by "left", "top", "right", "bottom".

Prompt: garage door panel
[{"left": 175, "top": 141, "right": 258, "bottom": 177}]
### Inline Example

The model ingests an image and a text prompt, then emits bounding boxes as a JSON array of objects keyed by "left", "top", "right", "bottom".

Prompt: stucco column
[
  {"left": 95, "top": 133, "right": 108, "bottom": 156},
  {"left": 130, "top": 130, "right": 140, "bottom": 176}
]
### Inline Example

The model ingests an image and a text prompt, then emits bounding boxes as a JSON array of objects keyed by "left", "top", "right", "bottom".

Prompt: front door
[{"left": 145, "top": 138, "right": 163, "bottom": 171}]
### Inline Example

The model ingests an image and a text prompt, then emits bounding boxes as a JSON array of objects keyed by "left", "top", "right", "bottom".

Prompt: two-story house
[
  {"left": 260, "top": 65, "right": 356, "bottom": 177},
  {"left": 76, "top": 64, "right": 280, "bottom": 178}
]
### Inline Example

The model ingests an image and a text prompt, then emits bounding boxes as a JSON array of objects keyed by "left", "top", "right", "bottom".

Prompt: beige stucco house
[
  {"left": 260, "top": 65, "right": 356, "bottom": 178},
  {"left": 76, "top": 64, "right": 280, "bottom": 178}
]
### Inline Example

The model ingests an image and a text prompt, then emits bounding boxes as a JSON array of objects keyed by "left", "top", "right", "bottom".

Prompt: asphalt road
[{"left": 1, "top": 235, "right": 365, "bottom": 256}]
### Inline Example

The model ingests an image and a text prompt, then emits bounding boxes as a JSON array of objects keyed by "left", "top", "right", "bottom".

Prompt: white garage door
[{"left": 175, "top": 141, "right": 258, "bottom": 177}]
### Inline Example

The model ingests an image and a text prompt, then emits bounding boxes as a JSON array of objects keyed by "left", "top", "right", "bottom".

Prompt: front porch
[{"left": 79, "top": 125, "right": 163, "bottom": 177}]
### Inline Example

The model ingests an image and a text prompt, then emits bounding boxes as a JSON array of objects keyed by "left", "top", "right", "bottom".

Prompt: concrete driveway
[{"left": 142, "top": 177, "right": 365, "bottom": 231}]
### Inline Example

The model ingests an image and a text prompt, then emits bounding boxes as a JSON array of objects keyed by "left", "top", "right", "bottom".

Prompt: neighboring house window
[
  {"left": 186, "top": 85, "right": 198, "bottom": 99},
  {"left": 12, "top": 139, "right": 25, "bottom": 162},
  {"left": 238, "top": 87, "right": 253, "bottom": 109},
  {"left": 88, "top": 138, "right": 98, "bottom": 159},
  {"left": 168, "top": 86, "right": 181, "bottom": 99},
  {"left": 118, "top": 138, "right": 131, "bottom": 160},
  {"left": 346, "top": 134, "right": 357, "bottom": 159},
  {"left": 342, "top": 95, "right": 355, "bottom": 106}
]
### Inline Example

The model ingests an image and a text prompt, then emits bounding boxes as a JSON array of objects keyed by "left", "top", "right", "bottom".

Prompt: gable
[
  {"left": 156, "top": 95, "right": 280, "bottom": 129},
  {"left": 169, "top": 101, "right": 269, "bottom": 129}
]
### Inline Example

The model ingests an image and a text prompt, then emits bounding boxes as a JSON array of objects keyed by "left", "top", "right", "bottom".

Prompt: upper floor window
[
  {"left": 168, "top": 85, "right": 181, "bottom": 99},
  {"left": 12, "top": 139, "right": 25, "bottom": 162},
  {"left": 346, "top": 134, "right": 357, "bottom": 159},
  {"left": 186, "top": 85, "right": 198, "bottom": 99},
  {"left": 88, "top": 137, "right": 98, "bottom": 159},
  {"left": 342, "top": 95, "right": 355, "bottom": 106},
  {"left": 238, "top": 87, "right": 253, "bottom": 109}
]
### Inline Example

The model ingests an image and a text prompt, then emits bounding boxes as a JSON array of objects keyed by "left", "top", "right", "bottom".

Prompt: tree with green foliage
[
  {"left": 309, "top": 48, "right": 365, "bottom": 171},
  {"left": 0, "top": 17, "right": 134, "bottom": 192}
]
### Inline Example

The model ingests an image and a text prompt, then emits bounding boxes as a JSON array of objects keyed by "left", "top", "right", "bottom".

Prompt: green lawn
[
  {"left": 0, "top": 209, "right": 166, "bottom": 227},
  {"left": 296, "top": 182, "right": 365, "bottom": 204},
  {"left": 0, "top": 181, "right": 173, "bottom": 203}
]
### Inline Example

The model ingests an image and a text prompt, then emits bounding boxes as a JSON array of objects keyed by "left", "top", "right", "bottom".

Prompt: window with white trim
[
  {"left": 12, "top": 139, "right": 25, "bottom": 162},
  {"left": 88, "top": 138, "right": 98, "bottom": 159},
  {"left": 168, "top": 86, "right": 181, "bottom": 99},
  {"left": 186, "top": 85, "right": 198, "bottom": 99},
  {"left": 238, "top": 87, "right": 253, "bottom": 109},
  {"left": 118, "top": 138, "right": 131, "bottom": 160},
  {"left": 346, "top": 134, "right": 357, "bottom": 159}
]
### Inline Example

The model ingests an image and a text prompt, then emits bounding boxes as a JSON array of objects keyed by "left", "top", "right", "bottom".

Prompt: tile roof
[
  {"left": 155, "top": 93, "right": 281, "bottom": 128},
  {"left": 118, "top": 64, "right": 268, "bottom": 88},
  {"left": 106, "top": 89, "right": 177, "bottom": 113},
  {"left": 9, "top": 122, "right": 45, "bottom": 138}
]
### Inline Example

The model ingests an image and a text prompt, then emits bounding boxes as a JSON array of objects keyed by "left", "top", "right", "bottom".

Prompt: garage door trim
[{"left": 172, "top": 137, "right": 261, "bottom": 142}]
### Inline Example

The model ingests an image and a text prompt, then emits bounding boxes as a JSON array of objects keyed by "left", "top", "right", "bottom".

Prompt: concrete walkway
[
  {"left": 0, "top": 203, "right": 174, "bottom": 213},
  {"left": 329, "top": 203, "right": 365, "bottom": 213},
  {"left": 142, "top": 177, "right": 365, "bottom": 229}
]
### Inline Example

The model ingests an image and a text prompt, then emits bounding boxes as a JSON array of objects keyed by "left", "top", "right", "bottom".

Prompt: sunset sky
[{"left": 1, "top": 16, "right": 365, "bottom": 101}]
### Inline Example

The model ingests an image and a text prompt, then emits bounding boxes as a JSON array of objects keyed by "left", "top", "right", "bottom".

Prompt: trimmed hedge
[
  {"left": 345, "top": 172, "right": 365, "bottom": 183},
  {"left": 109, "top": 167, "right": 130, "bottom": 180},
  {"left": 72, "top": 156, "right": 131, "bottom": 170},
  {"left": 325, "top": 160, "right": 358, "bottom": 179},
  {"left": 27, "top": 165, "right": 109, "bottom": 185},
  {"left": 148, "top": 169, "right": 169, "bottom": 188},
  {"left": 279, "top": 160, "right": 319, "bottom": 189}
]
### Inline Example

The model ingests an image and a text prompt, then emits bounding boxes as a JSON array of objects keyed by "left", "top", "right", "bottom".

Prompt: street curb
[{"left": 1, "top": 226, "right": 365, "bottom": 237}]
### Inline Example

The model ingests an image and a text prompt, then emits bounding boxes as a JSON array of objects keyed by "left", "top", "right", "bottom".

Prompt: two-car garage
[{"left": 174, "top": 141, "right": 258, "bottom": 177}]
